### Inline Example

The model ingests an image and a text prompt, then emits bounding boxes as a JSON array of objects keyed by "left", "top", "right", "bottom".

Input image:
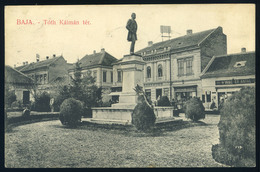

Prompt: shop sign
[{"left": 215, "top": 78, "right": 255, "bottom": 85}]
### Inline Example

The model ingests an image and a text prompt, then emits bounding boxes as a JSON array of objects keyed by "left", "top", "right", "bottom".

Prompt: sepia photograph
[{"left": 4, "top": 4, "right": 255, "bottom": 168}]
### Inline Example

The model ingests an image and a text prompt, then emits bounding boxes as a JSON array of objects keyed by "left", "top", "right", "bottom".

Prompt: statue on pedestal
[{"left": 126, "top": 13, "right": 137, "bottom": 55}]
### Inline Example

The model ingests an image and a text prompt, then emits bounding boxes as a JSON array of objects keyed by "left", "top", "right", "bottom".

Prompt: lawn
[{"left": 5, "top": 114, "right": 227, "bottom": 168}]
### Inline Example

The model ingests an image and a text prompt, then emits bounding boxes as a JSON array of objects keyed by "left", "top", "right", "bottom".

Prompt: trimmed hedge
[
  {"left": 59, "top": 98, "right": 83, "bottom": 127},
  {"left": 212, "top": 87, "right": 255, "bottom": 167},
  {"left": 184, "top": 97, "right": 205, "bottom": 121},
  {"left": 132, "top": 96, "right": 156, "bottom": 131}
]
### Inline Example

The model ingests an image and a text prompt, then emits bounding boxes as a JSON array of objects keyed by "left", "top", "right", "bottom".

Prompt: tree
[{"left": 5, "top": 84, "right": 16, "bottom": 108}]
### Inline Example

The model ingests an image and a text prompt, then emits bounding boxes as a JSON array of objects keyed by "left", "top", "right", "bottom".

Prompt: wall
[
  {"left": 171, "top": 49, "right": 201, "bottom": 82},
  {"left": 200, "top": 27, "right": 227, "bottom": 72}
]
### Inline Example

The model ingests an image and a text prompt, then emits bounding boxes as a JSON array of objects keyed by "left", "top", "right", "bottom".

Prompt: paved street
[{"left": 5, "top": 114, "right": 227, "bottom": 168}]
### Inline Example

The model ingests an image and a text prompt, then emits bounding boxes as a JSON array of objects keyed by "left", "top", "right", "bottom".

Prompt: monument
[{"left": 91, "top": 13, "right": 175, "bottom": 124}]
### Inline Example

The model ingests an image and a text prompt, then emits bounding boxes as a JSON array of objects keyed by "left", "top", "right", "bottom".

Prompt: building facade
[
  {"left": 200, "top": 49, "right": 255, "bottom": 110},
  {"left": 15, "top": 55, "right": 71, "bottom": 93},
  {"left": 5, "top": 65, "right": 34, "bottom": 104},
  {"left": 68, "top": 49, "right": 118, "bottom": 102},
  {"left": 136, "top": 26, "right": 227, "bottom": 106}
]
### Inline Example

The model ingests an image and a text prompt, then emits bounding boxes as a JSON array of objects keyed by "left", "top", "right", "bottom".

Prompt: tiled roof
[
  {"left": 5, "top": 65, "right": 33, "bottom": 85},
  {"left": 136, "top": 27, "right": 220, "bottom": 54},
  {"left": 201, "top": 52, "right": 255, "bottom": 78},
  {"left": 78, "top": 51, "right": 117, "bottom": 68},
  {"left": 17, "top": 56, "right": 62, "bottom": 72}
]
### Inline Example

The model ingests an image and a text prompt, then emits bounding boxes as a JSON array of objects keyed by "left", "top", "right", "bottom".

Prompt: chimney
[
  {"left": 23, "top": 62, "right": 26, "bottom": 65},
  {"left": 26, "top": 61, "right": 28, "bottom": 65},
  {"left": 187, "top": 29, "right": 192, "bottom": 35},
  {"left": 14, "top": 64, "right": 16, "bottom": 68},
  {"left": 46, "top": 56, "right": 49, "bottom": 60},
  {"left": 93, "top": 50, "right": 96, "bottom": 54},
  {"left": 241, "top": 47, "right": 246, "bottom": 53},
  {"left": 148, "top": 41, "right": 153, "bottom": 47},
  {"left": 36, "top": 54, "right": 40, "bottom": 62},
  {"left": 101, "top": 48, "right": 105, "bottom": 53},
  {"left": 53, "top": 54, "right": 56, "bottom": 58}
]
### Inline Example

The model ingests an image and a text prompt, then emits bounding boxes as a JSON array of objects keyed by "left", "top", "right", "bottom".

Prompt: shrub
[
  {"left": 5, "top": 89, "right": 16, "bottom": 108},
  {"left": 184, "top": 97, "right": 205, "bottom": 121},
  {"left": 11, "top": 100, "right": 23, "bottom": 109},
  {"left": 212, "top": 87, "right": 255, "bottom": 166},
  {"left": 157, "top": 96, "right": 171, "bottom": 106},
  {"left": 59, "top": 98, "right": 83, "bottom": 127},
  {"left": 132, "top": 96, "right": 156, "bottom": 131},
  {"left": 34, "top": 92, "right": 51, "bottom": 112}
]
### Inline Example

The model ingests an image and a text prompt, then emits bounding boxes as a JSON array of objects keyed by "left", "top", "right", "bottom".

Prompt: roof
[
  {"left": 5, "top": 65, "right": 34, "bottom": 85},
  {"left": 201, "top": 52, "right": 255, "bottom": 78},
  {"left": 76, "top": 51, "right": 117, "bottom": 69},
  {"left": 16, "top": 56, "right": 62, "bottom": 72},
  {"left": 136, "top": 27, "right": 221, "bottom": 55}
]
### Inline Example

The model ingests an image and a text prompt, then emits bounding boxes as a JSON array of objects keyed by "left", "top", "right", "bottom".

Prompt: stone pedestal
[
  {"left": 91, "top": 54, "right": 145, "bottom": 123},
  {"left": 112, "top": 54, "right": 145, "bottom": 109}
]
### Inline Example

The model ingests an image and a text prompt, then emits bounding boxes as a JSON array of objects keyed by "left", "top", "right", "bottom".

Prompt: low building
[
  {"left": 136, "top": 26, "right": 227, "bottom": 105},
  {"left": 68, "top": 49, "right": 118, "bottom": 102},
  {"left": 5, "top": 65, "right": 34, "bottom": 105},
  {"left": 15, "top": 54, "right": 71, "bottom": 93},
  {"left": 200, "top": 49, "right": 255, "bottom": 110}
]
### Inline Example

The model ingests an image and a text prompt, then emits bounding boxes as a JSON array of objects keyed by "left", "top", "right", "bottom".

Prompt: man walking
[{"left": 126, "top": 13, "right": 137, "bottom": 54}]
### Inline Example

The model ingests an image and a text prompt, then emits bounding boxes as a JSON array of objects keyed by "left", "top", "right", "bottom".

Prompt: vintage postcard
[{"left": 4, "top": 4, "right": 255, "bottom": 168}]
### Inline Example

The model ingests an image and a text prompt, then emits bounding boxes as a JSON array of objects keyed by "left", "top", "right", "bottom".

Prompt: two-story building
[
  {"left": 136, "top": 26, "right": 227, "bottom": 104},
  {"left": 68, "top": 48, "right": 118, "bottom": 102},
  {"left": 15, "top": 54, "right": 70, "bottom": 93},
  {"left": 200, "top": 49, "right": 255, "bottom": 110}
]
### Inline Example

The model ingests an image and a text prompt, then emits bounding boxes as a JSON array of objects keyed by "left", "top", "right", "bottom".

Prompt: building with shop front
[
  {"left": 5, "top": 65, "right": 34, "bottom": 105},
  {"left": 15, "top": 55, "right": 70, "bottom": 93},
  {"left": 68, "top": 48, "right": 118, "bottom": 102},
  {"left": 135, "top": 26, "right": 227, "bottom": 106},
  {"left": 200, "top": 49, "right": 255, "bottom": 110}
]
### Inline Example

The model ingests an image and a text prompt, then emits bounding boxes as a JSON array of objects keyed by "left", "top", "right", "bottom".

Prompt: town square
[{"left": 4, "top": 4, "right": 255, "bottom": 168}]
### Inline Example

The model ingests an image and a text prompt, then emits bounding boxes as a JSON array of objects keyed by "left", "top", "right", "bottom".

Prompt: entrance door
[
  {"left": 156, "top": 89, "right": 162, "bottom": 99},
  {"left": 23, "top": 91, "right": 30, "bottom": 104}
]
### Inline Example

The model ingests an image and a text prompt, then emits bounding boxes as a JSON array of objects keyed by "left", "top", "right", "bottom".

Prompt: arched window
[
  {"left": 158, "top": 64, "right": 163, "bottom": 77},
  {"left": 147, "top": 66, "right": 151, "bottom": 78}
]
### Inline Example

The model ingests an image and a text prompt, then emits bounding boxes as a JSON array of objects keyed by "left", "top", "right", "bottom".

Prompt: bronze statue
[{"left": 126, "top": 13, "right": 137, "bottom": 55}]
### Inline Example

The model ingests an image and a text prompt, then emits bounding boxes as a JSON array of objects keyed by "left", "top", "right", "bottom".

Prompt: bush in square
[
  {"left": 212, "top": 87, "right": 255, "bottom": 167},
  {"left": 184, "top": 97, "right": 205, "bottom": 121},
  {"left": 157, "top": 96, "right": 171, "bottom": 106},
  {"left": 33, "top": 91, "right": 51, "bottom": 112},
  {"left": 132, "top": 85, "right": 156, "bottom": 131},
  {"left": 59, "top": 98, "right": 83, "bottom": 127}
]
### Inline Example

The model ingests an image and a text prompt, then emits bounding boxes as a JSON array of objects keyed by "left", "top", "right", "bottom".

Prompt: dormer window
[{"left": 234, "top": 61, "right": 246, "bottom": 68}]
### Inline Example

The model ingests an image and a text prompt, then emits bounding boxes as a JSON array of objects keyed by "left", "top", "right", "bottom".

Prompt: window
[
  {"left": 111, "top": 71, "right": 113, "bottom": 83},
  {"left": 206, "top": 91, "right": 211, "bottom": 102},
  {"left": 178, "top": 59, "right": 184, "bottom": 76},
  {"left": 202, "top": 94, "right": 205, "bottom": 103},
  {"left": 43, "top": 74, "right": 47, "bottom": 84},
  {"left": 147, "top": 66, "right": 151, "bottom": 78},
  {"left": 178, "top": 57, "right": 193, "bottom": 76},
  {"left": 117, "top": 71, "right": 122, "bottom": 82},
  {"left": 158, "top": 64, "right": 163, "bottom": 77},
  {"left": 93, "top": 70, "right": 97, "bottom": 79},
  {"left": 186, "top": 58, "right": 193, "bottom": 75},
  {"left": 39, "top": 75, "right": 43, "bottom": 84},
  {"left": 103, "top": 71, "right": 107, "bottom": 82}
]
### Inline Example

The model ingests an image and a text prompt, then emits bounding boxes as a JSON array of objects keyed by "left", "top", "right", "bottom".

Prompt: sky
[{"left": 5, "top": 4, "right": 255, "bottom": 67}]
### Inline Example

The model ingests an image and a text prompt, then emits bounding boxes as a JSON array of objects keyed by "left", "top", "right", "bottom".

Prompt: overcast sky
[{"left": 5, "top": 4, "right": 255, "bottom": 67}]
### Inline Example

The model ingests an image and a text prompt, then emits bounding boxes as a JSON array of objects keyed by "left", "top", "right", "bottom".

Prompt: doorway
[
  {"left": 23, "top": 91, "right": 30, "bottom": 104},
  {"left": 156, "top": 89, "right": 162, "bottom": 100}
]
